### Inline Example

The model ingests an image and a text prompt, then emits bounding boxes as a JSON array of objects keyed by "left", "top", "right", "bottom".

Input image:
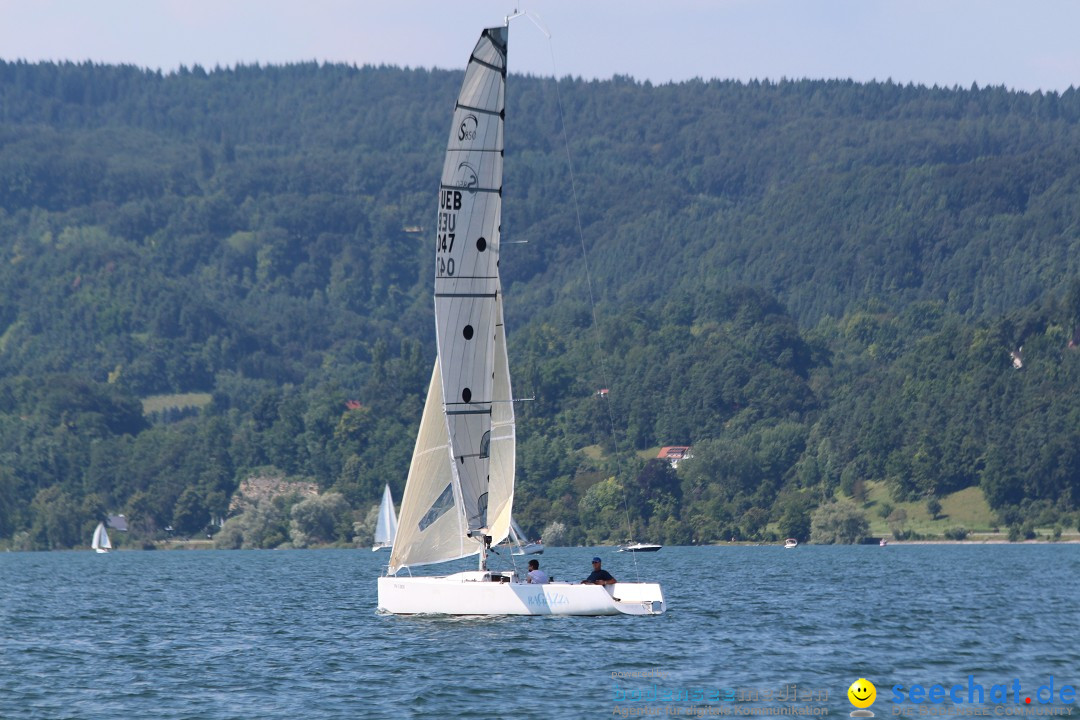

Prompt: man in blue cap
[{"left": 582, "top": 557, "right": 616, "bottom": 586}]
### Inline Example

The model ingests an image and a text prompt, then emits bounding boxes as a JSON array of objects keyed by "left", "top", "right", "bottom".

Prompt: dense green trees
[
  {"left": 1, "top": 60, "right": 1079, "bottom": 548},
  {"left": 810, "top": 502, "right": 870, "bottom": 545}
]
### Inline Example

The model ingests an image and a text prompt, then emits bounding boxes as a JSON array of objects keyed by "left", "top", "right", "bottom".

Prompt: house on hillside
[{"left": 657, "top": 446, "right": 692, "bottom": 468}]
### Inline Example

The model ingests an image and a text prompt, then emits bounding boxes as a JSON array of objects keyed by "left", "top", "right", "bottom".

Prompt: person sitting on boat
[
  {"left": 526, "top": 559, "right": 549, "bottom": 584},
  {"left": 582, "top": 557, "right": 616, "bottom": 586}
]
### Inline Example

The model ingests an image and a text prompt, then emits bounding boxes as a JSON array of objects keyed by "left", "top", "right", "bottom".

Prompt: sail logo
[
  {"left": 527, "top": 592, "right": 569, "bottom": 607},
  {"left": 455, "top": 162, "right": 479, "bottom": 193},
  {"left": 458, "top": 114, "right": 478, "bottom": 142}
]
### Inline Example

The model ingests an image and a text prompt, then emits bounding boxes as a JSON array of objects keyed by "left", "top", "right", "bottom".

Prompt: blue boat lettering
[{"left": 528, "top": 592, "right": 570, "bottom": 607}]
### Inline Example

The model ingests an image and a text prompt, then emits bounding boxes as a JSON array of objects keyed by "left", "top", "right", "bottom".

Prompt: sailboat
[
  {"left": 372, "top": 484, "right": 398, "bottom": 551},
  {"left": 91, "top": 522, "right": 111, "bottom": 553},
  {"left": 377, "top": 22, "right": 665, "bottom": 616},
  {"left": 509, "top": 517, "right": 543, "bottom": 556}
]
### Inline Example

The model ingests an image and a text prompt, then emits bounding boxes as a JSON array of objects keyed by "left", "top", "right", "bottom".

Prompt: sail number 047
[{"left": 438, "top": 189, "right": 462, "bottom": 277}]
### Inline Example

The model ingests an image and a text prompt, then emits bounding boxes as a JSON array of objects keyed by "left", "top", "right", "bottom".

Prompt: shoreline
[
  {"left": 10, "top": 536, "right": 1080, "bottom": 552},
  {"left": 879, "top": 538, "right": 1080, "bottom": 545}
]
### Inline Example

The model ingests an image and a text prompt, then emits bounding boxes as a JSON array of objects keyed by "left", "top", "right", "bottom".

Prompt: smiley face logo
[{"left": 848, "top": 678, "right": 876, "bottom": 709}]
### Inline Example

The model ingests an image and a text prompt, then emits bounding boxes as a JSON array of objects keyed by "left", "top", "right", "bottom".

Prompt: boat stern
[{"left": 610, "top": 582, "right": 666, "bottom": 615}]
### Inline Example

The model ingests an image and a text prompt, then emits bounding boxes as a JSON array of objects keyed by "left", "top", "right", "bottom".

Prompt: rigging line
[{"left": 542, "top": 24, "right": 640, "bottom": 581}]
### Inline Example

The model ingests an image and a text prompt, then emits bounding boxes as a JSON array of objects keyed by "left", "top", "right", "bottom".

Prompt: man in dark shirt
[{"left": 582, "top": 557, "right": 616, "bottom": 586}]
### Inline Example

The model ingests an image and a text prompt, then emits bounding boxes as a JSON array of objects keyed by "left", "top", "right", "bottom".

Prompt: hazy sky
[{"left": 2, "top": 0, "right": 1078, "bottom": 92}]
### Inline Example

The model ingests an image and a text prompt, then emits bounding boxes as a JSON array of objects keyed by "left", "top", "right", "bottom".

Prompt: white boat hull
[
  {"left": 377, "top": 572, "right": 665, "bottom": 616},
  {"left": 619, "top": 544, "right": 662, "bottom": 552}
]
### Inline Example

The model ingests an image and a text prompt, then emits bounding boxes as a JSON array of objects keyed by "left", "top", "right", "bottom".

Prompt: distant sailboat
[
  {"left": 509, "top": 518, "right": 543, "bottom": 556},
  {"left": 376, "top": 20, "right": 665, "bottom": 616},
  {"left": 372, "top": 484, "right": 398, "bottom": 551},
  {"left": 91, "top": 522, "right": 111, "bottom": 553}
]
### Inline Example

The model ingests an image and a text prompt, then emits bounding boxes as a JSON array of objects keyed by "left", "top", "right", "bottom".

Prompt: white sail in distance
[
  {"left": 372, "top": 484, "right": 399, "bottom": 550},
  {"left": 510, "top": 517, "right": 527, "bottom": 543},
  {"left": 91, "top": 522, "right": 111, "bottom": 551}
]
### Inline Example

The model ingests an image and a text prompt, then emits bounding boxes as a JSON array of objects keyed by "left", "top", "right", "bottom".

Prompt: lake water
[{"left": 2, "top": 545, "right": 1078, "bottom": 718}]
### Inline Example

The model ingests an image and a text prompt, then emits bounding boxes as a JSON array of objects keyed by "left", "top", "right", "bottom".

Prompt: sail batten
[
  {"left": 455, "top": 103, "right": 503, "bottom": 117},
  {"left": 438, "top": 184, "right": 502, "bottom": 192}
]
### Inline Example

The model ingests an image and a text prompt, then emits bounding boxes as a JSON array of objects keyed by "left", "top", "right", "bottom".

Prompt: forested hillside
[{"left": 1, "top": 60, "right": 1078, "bottom": 549}]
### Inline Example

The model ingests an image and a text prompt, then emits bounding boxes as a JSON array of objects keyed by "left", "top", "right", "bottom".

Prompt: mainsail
[{"left": 389, "top": 26, "right": 512, "bottom": 575}]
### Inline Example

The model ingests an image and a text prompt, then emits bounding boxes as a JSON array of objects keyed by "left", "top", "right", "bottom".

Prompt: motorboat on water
[{"left": 619, "top": 542, "right": 662, "bottom": 553}]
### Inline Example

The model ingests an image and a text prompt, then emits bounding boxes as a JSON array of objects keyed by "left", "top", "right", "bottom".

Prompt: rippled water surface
[{"left": 2, "top": 545, "right": 1079, "bottom": 718}]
